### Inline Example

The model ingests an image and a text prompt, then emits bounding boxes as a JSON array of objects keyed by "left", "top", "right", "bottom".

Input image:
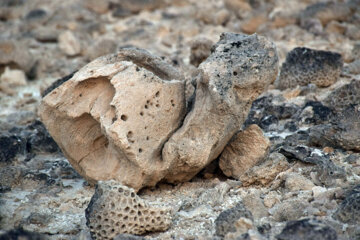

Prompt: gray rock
[
  {"left": 323, "top": 79, "right": 360, "bottom": 111},
  {"left": 215, "top": 202, "right": 253, "bottom": 238},
  {"left": 275, "top": 47, "right": 343, "bottom": 90},
  {"left": 276, "top": 218, "right": 337, "bottom": 240},
  {"left": 309, "top": 105, "right": 360, "bottom": 151},
  {"left": 333, "top": 185, "right": 360, "bottom": 224}
]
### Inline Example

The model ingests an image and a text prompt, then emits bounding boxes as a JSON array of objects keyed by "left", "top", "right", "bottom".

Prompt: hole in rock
[
  {"left": 138, "top": 148, "right": 143, "bottom": 153},
  {"left": 156, "top": 104, "right": 160, "bottom": 108},
  {"left": 155, "top": 91, "right": 160, "bottom": 97},
  {"left": 233, "top": 71, "right": 238, "bottom": 76},
  {"left": 140, "top": 112, "right": 144, "bottom": 116},
  {"left": 121, "top": 115, "right": 128, "bottom": 121}
]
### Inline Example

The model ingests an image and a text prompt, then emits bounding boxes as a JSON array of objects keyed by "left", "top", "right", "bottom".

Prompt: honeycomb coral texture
[{"left": 85, "top": 181, "right": 172, "bottom": 239}]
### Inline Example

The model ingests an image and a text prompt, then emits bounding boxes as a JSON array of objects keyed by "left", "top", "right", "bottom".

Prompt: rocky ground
[{"left": 0, "top": 0, "right": 360, "bottom": 239}]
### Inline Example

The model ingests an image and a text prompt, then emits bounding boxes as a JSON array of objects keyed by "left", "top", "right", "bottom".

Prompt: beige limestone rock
[
  {"left": 219, "top": 124, "right": 270, "bottom": 180},
  {"left": 39, "top": 48, "right": 186, "bottom": 191},
  {"left": 58, "top": 31, "right": 82, "bottom": 56},
  {"left": 162, "top": 33, "right": 278, "bottom": 183}
]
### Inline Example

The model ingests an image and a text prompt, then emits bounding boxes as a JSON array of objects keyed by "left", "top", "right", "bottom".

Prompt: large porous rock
[
  {"left": 162, "top": 33, "right": 278, "bottom": 183},
  {"left": 219, "top": 124, "right": 270, "bottom": 179},
  {"left": 39, "top": 48, "right": 186, "bottom": 191},
  {"left": 275, "top": 47, "right": 343, "bottom": 90}
]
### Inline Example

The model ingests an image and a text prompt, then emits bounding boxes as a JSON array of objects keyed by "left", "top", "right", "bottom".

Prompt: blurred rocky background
[{"left": 0, "top": 0, "right": 360, "bottom": 239}]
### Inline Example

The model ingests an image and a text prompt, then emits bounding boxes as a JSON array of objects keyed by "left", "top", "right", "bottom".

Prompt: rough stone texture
[
  {"left": 189, "top": 38, "right": 213, "bottom": 67},
  {"left": 309, "top": 106, "right": 360, "bottom": 151},
  {"left": 0, "top": 133, "right": 26, "bottom": 163},
  {"left": 323, "top": 79, "right": 360, "bottom": 111},
  {"left": 85, "top": 180, "right": 172, "bottom": 238},
  {"left": 219, "top": 124, "right": 270, "bottom": 179},
  {"left": 283, "top": 172, "right": 315, "bottom": 191},
  {"left": 275, "top": 47, "right": 343, "bottom": 90},
  {"left": 240, "top": 152, "right": 290, "bottom": 187},
  {"left": 276, "top": 218, "right": 338, "bottom": 240},
  {"left": 0, "top": 40, "right": 35, "bottom": 74},
  {"left": 215, "top": 202, "right": 253, "bottom": 238},
  {"left": 271, "top": 199, "right": 309, "bottom": 222},
  {"left": 162, "top": 33, "right": 278, "bottom": 183},
  {"left": 333, "top": 184, "right": 360, "bottom": 224},
  {"left": 39, "top": 47, "right": 186, "bottom": 191}
]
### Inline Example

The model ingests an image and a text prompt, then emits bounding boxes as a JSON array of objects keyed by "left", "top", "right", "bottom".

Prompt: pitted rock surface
[
  {"left": 323, "top": 79, "right": 360, "bottom": 111},
  {"left": 162, "top": 33, "right": 278, "bottom": 183},
  {"left": 85, "top": 180, "right": 172, "bottom": 238},
  {"left": 309, "top": 105, "right": 360, "bottom": 151},
  {"left": 275, "top": 47, "right": 343, "bottom": 90},
  {"left": 40, "top": 33, "right": 278, "bottom": 189},
  {"left": 39, "top": 47, "right": 186, "bottom": 191}
]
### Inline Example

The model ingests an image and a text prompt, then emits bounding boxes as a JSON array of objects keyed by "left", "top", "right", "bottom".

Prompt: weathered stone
[
  {"left": 309, "top": 106, "right": 360, "bottom": 151},
  {"left": 58, "top": 31, "right": 82, "bottom": 56},
  {"left": 271, "top": 199, "right": 309, "bottom": 222},
  {"left": 333, "top": 184, "right": 360, "bottom": 224},
  {"left": 276, "top": 218, "right": 338, "bottom": 240},
  {"left": 0, "top": 40, "right": 35, "bottom": 74},
  {"left": 219, "top": 124, "right": 270, "bottom": 179},
  {"left": 240, "top": 152, "right": 290, "bottom": 187},
  {"left": 162, "top": 33, "right": 278, "bottom": 183},
  {"left": 39, "top": 48, "right": 186, "bottom": 191},
  {"left": 323, "top": 80, "right": 360, "bottom": 111},
  {"left": 283, "top": 172, "right": 315, "bottom": 191},
  {"left": 215, "top": 202, "right": 253, "bottom": 238},
  {"left": 275, "top": 47, "right": 343, "bottom": 90},
  {"left": 86, "top": 181, "right": 172, "bottom": 238}
]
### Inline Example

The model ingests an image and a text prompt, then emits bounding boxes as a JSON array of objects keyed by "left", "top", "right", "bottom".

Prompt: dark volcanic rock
[
  {"left": 215, "top": 202, "right": 253, "bottom": 238},
  {"left": 276, "top": 218, "right": 337, "bottom": 240},
  {"left": 275, "top": 47, "right": 343, "bottom": 89},
  {"left": 0, "top": 133, "right": 26, "bottom": 163},
  {"left": 0, "top": 228, "right": 45, "bottom": 240},
  {"left": 23, "top": 120, "right": 60, "bottom": 153},
  {"left": 25, "top": 9, "right": 47, "bottom": 20},
  {"left": 333, "top": 184, "right": 360, "bottom": 224},
  {"left": 323, "top": 79, "right": 360, "bottom": 112},
  {"left": 309, "top": 106, "right": 360, "bottom": 151}
]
